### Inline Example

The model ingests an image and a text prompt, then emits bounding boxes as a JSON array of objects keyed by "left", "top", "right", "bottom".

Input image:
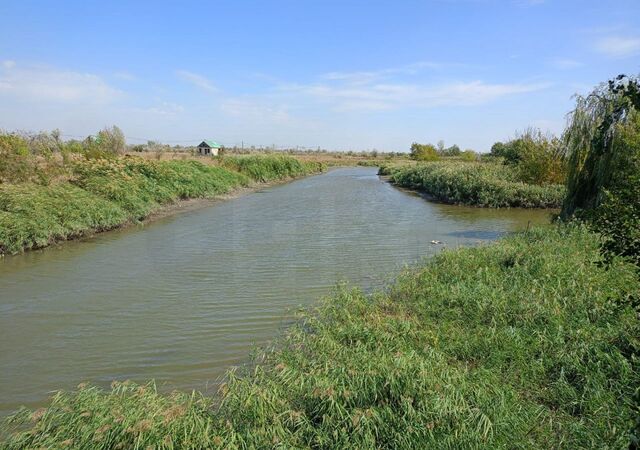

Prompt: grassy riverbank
[
  {"left": 380, "top": 161, "right": 565, "bottom": 208},
  {"left": 0, "top": 155, "right": 324, "bottom": 255},
  {"left": 3, "top": 225, "right": 638, "bottom": 448}
]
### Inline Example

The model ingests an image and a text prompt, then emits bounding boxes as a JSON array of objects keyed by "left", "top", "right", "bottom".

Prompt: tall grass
[
  {"left": 0, "top": 155, "right": 323, "bottom": 254},
  {"left": 221, "top": 155, "right": 325, "bottom": 182},
  {"left": 3, "top": 225, "right": 638, "bottom": 448},
  {"left": 382, "top": 161, "right": 565, "bottom": 208}
]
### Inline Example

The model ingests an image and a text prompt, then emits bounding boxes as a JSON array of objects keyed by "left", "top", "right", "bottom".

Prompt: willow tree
[{"left": 561, "top": 74, "right": 640, "bottom": 218}]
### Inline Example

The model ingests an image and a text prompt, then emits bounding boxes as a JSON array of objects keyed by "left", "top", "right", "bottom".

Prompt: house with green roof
[{"left": 197, "top": 140, "right": 221, "bottom": 156}]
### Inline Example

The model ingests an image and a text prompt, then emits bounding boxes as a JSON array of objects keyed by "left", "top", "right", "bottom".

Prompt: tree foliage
[
  {"left": 562, "top": 74, "right": 640, "bottom": 217},
  {"left": 560, "top": 73, "right": 640, "bottom": 274},
  {"left": 409, "top": 142, "right": 439, "bottom": 161},
  {"left": 490, "top": 129, "right": 566, "bottom": 185}
]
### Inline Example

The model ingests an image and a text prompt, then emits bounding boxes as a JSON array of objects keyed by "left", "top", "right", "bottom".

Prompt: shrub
[
  {"left": 409, "top": 142, "right": 439, "bottom": 161},
  {"left": 492, "top": 129, "right": 566, "bottom": 185},
  {"left": 460, "top": 149, "right": 477, "bottom": 161},
  {"left": 0, "top": 133, "right": 34, "bottom": 183},
  {"left": 385, "top": 161, "right": 565, "bottom": 208}
]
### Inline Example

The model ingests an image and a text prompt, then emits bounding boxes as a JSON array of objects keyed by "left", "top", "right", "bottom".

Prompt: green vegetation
[
  {"left": 0, "top": 154, "right": 324, "bottom": 255},
  {"left": 409, "top": 142, "right": 439, "bottom": 161},
  {"left": 221, "top": 154, "right": 324, "bottom": 182},
  {"left": 381, "top": 161, "right": 565, "bottom": 208},
  {"left": 394, "top": 130, "right": 565, "bottom": 209},
  {"left": 3, "top": 225, "right": 638, "bottom": 448},
  {"left": 2, "top": 76, "right": 639, "bottom": 448},
  {"left": 490, "top": 129, "right": 566, "bottom": 185},
  {"left": 561, "top": 75, "right": 640, "bottom": 266}
]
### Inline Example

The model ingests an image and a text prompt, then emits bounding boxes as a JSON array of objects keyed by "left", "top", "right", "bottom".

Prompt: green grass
[
  {"left": 221, "top": 155, "right": 324, "bottom": 182},
  {"left": 3, "top": 225, "right": 638, "bottom": 448},
  {"left": 0, "top": 155, "right": 323, "bottom": 254},
  {"left": 381, "top": 161, "right": 565, "bottom": 208},
  {"left": 0, "top": 183, "right": 128, "bottom": 254}
]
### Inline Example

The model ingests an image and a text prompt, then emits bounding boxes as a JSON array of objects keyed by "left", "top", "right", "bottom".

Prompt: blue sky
[{"left": 1, "top": 1, "right": 639, "bottom": 151}]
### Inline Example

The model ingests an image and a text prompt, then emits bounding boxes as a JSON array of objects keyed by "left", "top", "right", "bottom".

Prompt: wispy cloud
[
  {"left": 136, "top": 102, "right": 184, "bottom": 116},
  {"left": 594, "top": 36, "right": 640, "bottom": 58},
  {"left": 281, "top": 78, "right": 549, "bottom": 111},
  {"left": 176, "top": 70, "right": 217, "bottom": 93},
  {"left": 321, "top": 61, "right": 450, "bottom": 85},
  {"left": 221, "top": 99, "right": 292, "bottom": 124},
  {"left": 0, "top": 61, "right": 122, "bottom": 103}
]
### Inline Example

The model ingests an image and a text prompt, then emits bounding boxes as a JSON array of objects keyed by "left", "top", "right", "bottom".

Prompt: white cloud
[
  {"left": 176, "top": 70, "right": 217, "bottom": 93},
  {"left": 282, "top": 79, "right": 549, "bottom": 111},
  {"left": 0, "top": 62, "right": 122, "bottom": 103},
  {"left": 321, "top": 61, "right": 448, "bottom": 85},
  {"left": 595, "top": 36, "right": 640, "bottom": 58},
  {"left": 220, "top": 98, "right": 292, "bottom": 124},
  {"left": 137, "top": 102, "right": 184, "bottom": 115}
]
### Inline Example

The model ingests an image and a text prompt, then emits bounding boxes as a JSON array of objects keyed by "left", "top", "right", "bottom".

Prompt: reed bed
[
  {"left": 3, "top": 225, "right": 638, "bottom": 448},
  {"left": 381, "top": 162, "right": 565, "bottom": 208},
  {"left": 221, "top": 155, "right": 324, "bottom": 182},
  {"left": 0, "top": 155, "right": 324, "bottom": 254}
]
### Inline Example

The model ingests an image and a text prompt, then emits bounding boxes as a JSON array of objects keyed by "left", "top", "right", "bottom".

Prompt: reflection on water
[{"left": 0, "top": 167, "right": 551, "bottom": 416}]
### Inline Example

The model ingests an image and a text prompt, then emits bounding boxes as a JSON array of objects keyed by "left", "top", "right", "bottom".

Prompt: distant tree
[
  {"left": 437, "top": 140, "right": 445, "bottom": 153},
  {"left": 444, "top": 144, "right": 461, "bottom": 156},
  {"left": 96, "top": 126, "right": 126, "bottom": 155},
  {"left": 461, "top": 149, "right": 477, "bottom": 161},
  {"left": 490, "top": 141, "right": 509, "bottom": 159},
  {"left": 410, "top": 142, "right": 439, "bottom": 161}
]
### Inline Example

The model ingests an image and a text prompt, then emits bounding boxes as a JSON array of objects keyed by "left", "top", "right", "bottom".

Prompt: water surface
[{"left": 0, "top": 167, "right": 551, "bottom": 416}]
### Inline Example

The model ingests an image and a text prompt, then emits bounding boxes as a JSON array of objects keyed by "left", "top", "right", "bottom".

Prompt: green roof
[{"left": 200, "top": 140, "right": 221, "bottom": 148}]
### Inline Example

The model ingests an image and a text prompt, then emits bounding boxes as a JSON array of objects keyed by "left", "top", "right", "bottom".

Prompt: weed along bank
[
  {"left": 197, "top": 140, "right": 221, "bottom": 156},
  {"left": 2, "top": 0, "right": 640, "bottom": 445}
]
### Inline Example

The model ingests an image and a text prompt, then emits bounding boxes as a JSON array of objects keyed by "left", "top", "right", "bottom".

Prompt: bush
[
  {"left": 460, "top": 149, "right": 477, "bottom": 161},
  {"left": 0, "top": 133, "right": 33, "bottom": 183},
  {"left": 384, "top": 161, "right": 565, "bottom": 208},
  {"left": 409, "top": 142, "right": 439, "bottom": 161},
  {"left": 491, "top": 129, "right": 566, "bottom": 185}
]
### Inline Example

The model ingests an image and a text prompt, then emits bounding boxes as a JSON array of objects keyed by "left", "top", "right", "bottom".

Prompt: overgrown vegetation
[
  {"left": 409, "top": 142, "right": 439, "bottom": 161},
  {"left": 0, "top": 149, "right": 324, "bottom": 254},
  {"left": 490, "top": 128, "right": 566, "bottom": 185},
  {"left": 221, "top": 155, "right": 324, "bottom": 182},
  {"left": 561, "top": 74, "right": 640, "bottom": 266},
  {"left": 381, "top": 161, "right": 565, "bottom": 208},
  {"left": 3, "top": 226, "right": 638, "bottom": 448},
  {"left": 2, "top": 75, "right": 639, "bottom": 448}
]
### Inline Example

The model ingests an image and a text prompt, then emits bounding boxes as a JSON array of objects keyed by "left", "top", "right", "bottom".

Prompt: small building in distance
[{"left": 197, "top": 140, "right": 221, "bottom": 156}]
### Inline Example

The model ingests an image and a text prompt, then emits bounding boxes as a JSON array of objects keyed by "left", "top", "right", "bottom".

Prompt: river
[{"left": 0, "top": 167, "right": 552, "bottom": 417}]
